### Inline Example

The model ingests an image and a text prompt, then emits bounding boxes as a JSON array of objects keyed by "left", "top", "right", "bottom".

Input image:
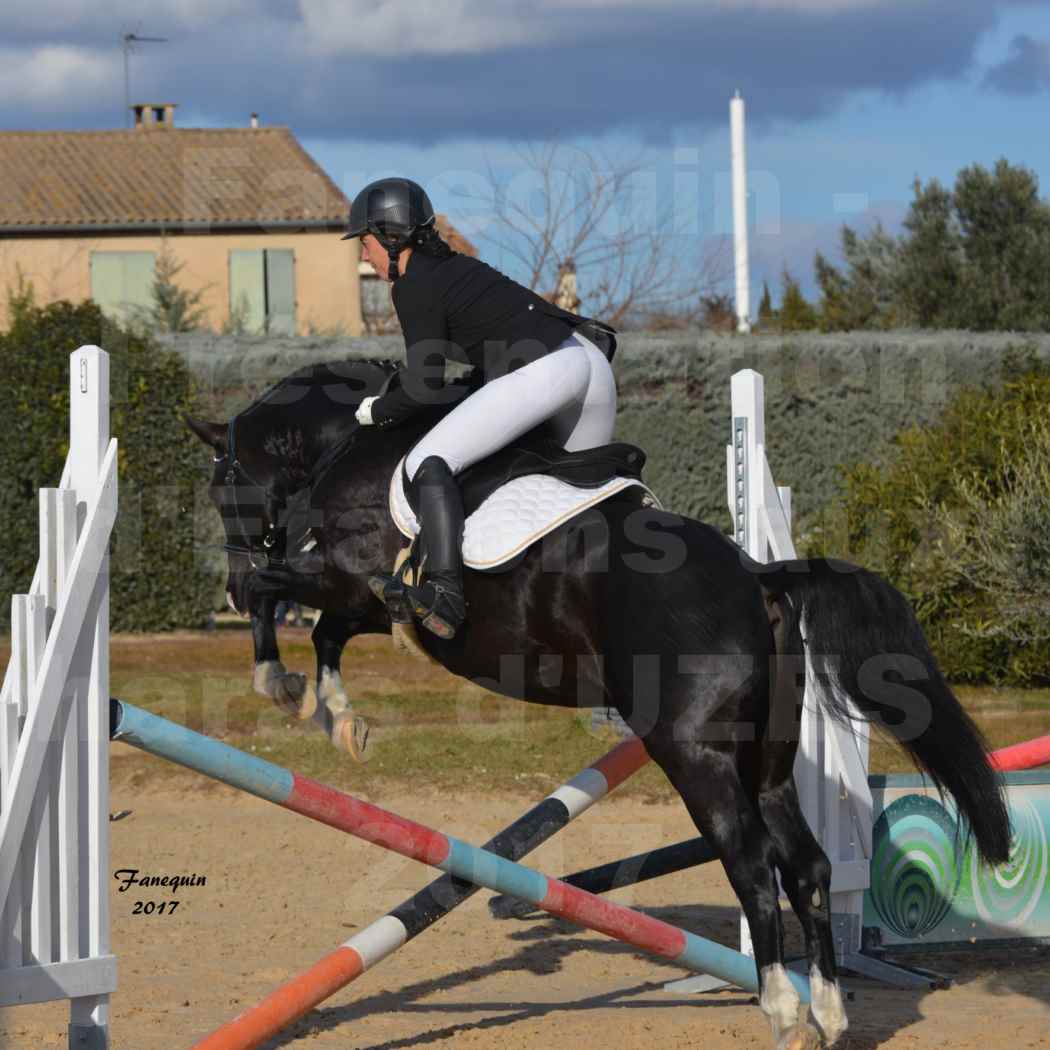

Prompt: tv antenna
[{"left": 122, "top": 31, "right": 168, "bottom": 127}]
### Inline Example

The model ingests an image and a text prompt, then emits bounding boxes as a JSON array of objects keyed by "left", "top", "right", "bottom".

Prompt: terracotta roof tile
[
  {"left": 0, "top": 127, "right": 349, "bottom": 229},
  {"left": 435, "top": 214, "right": 477, "bottom": 257}
]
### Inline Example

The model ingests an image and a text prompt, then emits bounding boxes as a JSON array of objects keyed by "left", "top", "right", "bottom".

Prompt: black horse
[{"left": 186, "top": 358, "right": 1010, "bottom": 1050}]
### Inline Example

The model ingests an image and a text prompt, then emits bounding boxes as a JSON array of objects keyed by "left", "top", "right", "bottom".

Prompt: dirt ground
[{"left": 3, "top": 775, "right": 1049, "bottom": 1050}]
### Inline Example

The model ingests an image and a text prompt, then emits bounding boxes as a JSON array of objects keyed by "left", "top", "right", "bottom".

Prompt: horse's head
[
  {"left": 183, "top": 413, "right": 290, "bottom": 615},
  {"left": 184, "top": 358, "right": 401, "bottom": 613}
]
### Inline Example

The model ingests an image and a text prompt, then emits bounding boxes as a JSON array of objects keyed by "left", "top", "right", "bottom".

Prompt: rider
[{"left": 345, "top": 177, "right": 618, "bottom": 640}]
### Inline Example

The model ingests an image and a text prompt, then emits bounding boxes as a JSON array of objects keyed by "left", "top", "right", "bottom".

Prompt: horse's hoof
[
  {"left": 272, "top": 672, "right": 309, "bottom": 718},
  {"left": 253, "top": 659, "right": 285, "bottom": 700},
  {"left": 776, "top": 1022, "right": 823, "bottom": 1050},
  {"left": 333, "top": 712, "right": 371, "bottom": 761},
  {"left": 295, "top": 682, "right": 319, "bottom": 721}
]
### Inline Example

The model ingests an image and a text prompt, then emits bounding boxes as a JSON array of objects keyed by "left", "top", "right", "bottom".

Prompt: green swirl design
[
  {"left": 869, "top": 794, "right": 963, "bottom": 939},
  {"left": 971, "top": 798, "right": 1049, "bottom": 928}
]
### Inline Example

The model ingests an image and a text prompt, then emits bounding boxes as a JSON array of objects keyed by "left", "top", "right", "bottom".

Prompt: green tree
[
  {"left": 5, "top": 263, "right": 37, "bottom": 328},
  {"left": 814, "top": 251, "right": 849, "bottom": 330},
  {"left": 756, "top": 280, "right": 775, "bottom": 329},
  {"left": 778, "top": 269, "right": 818, "bottom": 331},
  {"left": 896, "top": 177, "right": 962, "bottom": 328},
  {"left": 812, "top": 160, "right": 1050, "bottom": 332},
  {"left": 814, "top": 224, "right": 899, "bottom": 331},
  {"left": 133, "top": 240, "right": 211, "bottom": 334},
  {"left": 951, "top": 160, "right": 1050, "bottom": 331}
]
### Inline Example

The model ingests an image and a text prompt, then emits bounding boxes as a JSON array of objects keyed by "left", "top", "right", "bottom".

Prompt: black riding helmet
[{"left": 343, "top": 177, "right": 436, "bottom": 280}]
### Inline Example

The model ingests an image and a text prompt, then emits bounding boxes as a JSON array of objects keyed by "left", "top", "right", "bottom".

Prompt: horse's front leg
[
  {"left": 250, "top": 597, "right": 310, "bottom": 714},
  {"left": 298, "top": 612, "right": 371, "bottom": 760}
]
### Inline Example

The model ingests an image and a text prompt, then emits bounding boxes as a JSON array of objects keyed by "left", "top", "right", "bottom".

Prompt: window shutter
[
  {"left": 89, "top": 251, "right": 155, "bottom": 324},
  {"left": 229, "top": 250, "right": 266, "bottom": 334},
  {"left": 264, "top": 250, "right": 296, "bottom": 336}
]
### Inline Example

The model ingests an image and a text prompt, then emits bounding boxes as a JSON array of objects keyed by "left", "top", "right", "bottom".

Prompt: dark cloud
[
  {"left": 0, "top": 1, "right": 1027, "bottom": 142},
  {"left": 984, "top": 33, "right": 1050, "bottom": 94}
]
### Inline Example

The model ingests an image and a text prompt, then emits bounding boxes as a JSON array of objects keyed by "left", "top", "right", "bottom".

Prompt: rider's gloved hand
[{"left": 355, "top": 396, "right": 378, "bottom": 425}]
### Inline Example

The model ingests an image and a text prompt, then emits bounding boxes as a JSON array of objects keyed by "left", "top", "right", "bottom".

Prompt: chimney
[
  {"left": 132, "top": 103, "right": 177, "bottom": 130},
  {"left": 250, "top": 112, "right": 259, "bottom": 129}
]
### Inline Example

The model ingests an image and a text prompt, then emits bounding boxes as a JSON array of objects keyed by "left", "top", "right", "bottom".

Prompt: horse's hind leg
[
  {"left": 645, "top": 735, "right": 818, "bottom": 1050},
  {"left": 758, "top": 740, "right": 848, "bottom": 1047}
]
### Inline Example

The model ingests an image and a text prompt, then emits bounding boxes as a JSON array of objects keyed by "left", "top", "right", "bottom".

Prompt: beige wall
[{"left": 0, "top": 229, "right": 363, "bottom": 336}]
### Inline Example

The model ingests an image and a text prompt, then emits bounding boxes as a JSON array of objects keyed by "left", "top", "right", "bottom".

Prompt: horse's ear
[{"left": 182, "top": 414, "right": 227, "bottom": 452}]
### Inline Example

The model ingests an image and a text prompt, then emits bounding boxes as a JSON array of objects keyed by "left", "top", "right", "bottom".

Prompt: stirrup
[
  {"left": 368, "top": 572, "right": 414, "bottom": 625},
  {"left": 406, "top": 581, "right": 466, "bottom": 640}
]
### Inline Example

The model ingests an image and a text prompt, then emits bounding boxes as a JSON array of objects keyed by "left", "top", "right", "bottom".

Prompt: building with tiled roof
[{"left": 0, "top": 104, "right": 477, "bottom": 336}]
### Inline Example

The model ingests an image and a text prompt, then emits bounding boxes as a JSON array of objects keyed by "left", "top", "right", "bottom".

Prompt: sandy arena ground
[{"left": 2, "top": 772, "right": 1049, "bottom": 1050}]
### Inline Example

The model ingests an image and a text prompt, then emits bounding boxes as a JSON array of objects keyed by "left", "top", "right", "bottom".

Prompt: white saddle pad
[{"left": 388, "top": 456, "right": 661, "bottom": 570}]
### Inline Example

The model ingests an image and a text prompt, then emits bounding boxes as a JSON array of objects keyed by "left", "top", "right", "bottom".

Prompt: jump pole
[
  {"left": 990, "top": 734, "right": 1050, "bottom": 772},
  {"left": 488, "top": 731, "right": 1050, "bottom": 918},
  {"left": 190, "top": 729, "right": 652, "bottom": 1050},
  {"left": 109, "top": 701, "right": 810, "bottom": 1026},
  {"left": 490, "top": 836, "right": 717, "bottom": 919}
]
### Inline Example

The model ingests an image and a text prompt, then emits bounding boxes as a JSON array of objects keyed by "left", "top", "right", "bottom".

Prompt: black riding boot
[{"left": 370, "top": 456, "right": 466, "bottom": 639}]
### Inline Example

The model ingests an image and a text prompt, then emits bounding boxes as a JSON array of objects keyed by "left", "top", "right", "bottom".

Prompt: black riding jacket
[{"left": 369, "top": 252, "right": 611, "bottom": 428}]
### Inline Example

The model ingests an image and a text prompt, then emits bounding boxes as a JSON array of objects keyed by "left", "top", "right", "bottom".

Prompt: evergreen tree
[
  {"left": 814, "top": 224, "right": 899, "bottom": 331},
  {"left": 895, "top": 177, "right": 962, "bottom": 328},
  {"left": 134, "top": 240, "right": 211, "bottom": 334},
  {"left": 810, "top": 160, "right": 1050, "bottom": 332},
  {"left": 952, "top": 160, "right": 1050, "bottom": 331},
  {"left": 778, "top": 269, "right": 818, "bottom": 331},
  {"left": 814, "top": 251, "right": 849, "bottom": 331},
  {"left": 5, "top": 264, "right": 36, "bottom": 329},
  {"left": 756, "top": 280, "right": 775, "bottom": 329}
]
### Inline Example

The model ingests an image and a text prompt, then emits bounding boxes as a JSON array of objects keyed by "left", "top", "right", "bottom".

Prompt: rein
[
  {"left": 218, "top": 408, "right": 365, "bottom": 570},
  {"left": 218, "top": 415, "right": 285, "bottom": 568}
]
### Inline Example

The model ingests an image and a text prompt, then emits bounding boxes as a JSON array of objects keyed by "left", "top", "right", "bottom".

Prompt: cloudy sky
[{"left": 8, "top": 0, "right": 1050, "bottom": 305}]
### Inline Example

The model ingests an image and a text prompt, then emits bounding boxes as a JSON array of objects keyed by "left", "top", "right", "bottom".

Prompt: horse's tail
[{"left": 768, "top": 557, "right": 1011, "bottom": 866}]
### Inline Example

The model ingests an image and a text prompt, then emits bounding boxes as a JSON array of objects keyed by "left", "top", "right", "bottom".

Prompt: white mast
[{"left": 730, "top": 92, "right": 751, "bottom": 334}]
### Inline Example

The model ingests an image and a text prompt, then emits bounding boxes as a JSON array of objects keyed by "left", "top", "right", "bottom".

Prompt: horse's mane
[{"left": 248, "top": 358, "right": 400, "bottom": 414}]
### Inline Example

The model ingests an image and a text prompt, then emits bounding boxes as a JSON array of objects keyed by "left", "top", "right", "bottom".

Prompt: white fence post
[
  {"left": 726, "top": 368, "right": 872, "bottom": 962},
  {"left": 0, "top": 345, "right": 118, "bottom": 1050}
]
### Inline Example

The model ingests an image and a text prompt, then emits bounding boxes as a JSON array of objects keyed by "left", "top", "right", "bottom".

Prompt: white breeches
[{"left": 404, "top": 332, "right": 618, "bottom": 480}]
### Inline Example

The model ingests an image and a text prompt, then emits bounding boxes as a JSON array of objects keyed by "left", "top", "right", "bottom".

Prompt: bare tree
[{"left": 469, "top": 142, "right": 731, "bottom": 330}]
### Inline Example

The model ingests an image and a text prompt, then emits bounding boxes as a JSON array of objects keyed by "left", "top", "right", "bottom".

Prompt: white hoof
[
  {"left": 760, "top": 964, "right": 801, "bottom": 1042},
  {"left": 810, "top": 967, "right": 848, "bottom": 1046}
]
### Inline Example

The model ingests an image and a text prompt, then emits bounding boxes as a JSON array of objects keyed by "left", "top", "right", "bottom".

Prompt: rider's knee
[{"left": 414, "top": 455, "right": 454, "bottom": 484}]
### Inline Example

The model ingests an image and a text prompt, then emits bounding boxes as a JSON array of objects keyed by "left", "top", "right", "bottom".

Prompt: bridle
[
  {"left": 217, "top": 414, "right": 286, "bottom": 570},
  {"left": 215, "top": 402, "right": 368, "bottom": 572}
]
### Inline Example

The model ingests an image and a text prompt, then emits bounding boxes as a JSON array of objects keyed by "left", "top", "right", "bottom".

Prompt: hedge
[
  {"left": 0, "top": 302, "right": 219, "bottom": 632},
  {"left": 8, "top": 316, "right": 1050, "bottom": 665}
]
